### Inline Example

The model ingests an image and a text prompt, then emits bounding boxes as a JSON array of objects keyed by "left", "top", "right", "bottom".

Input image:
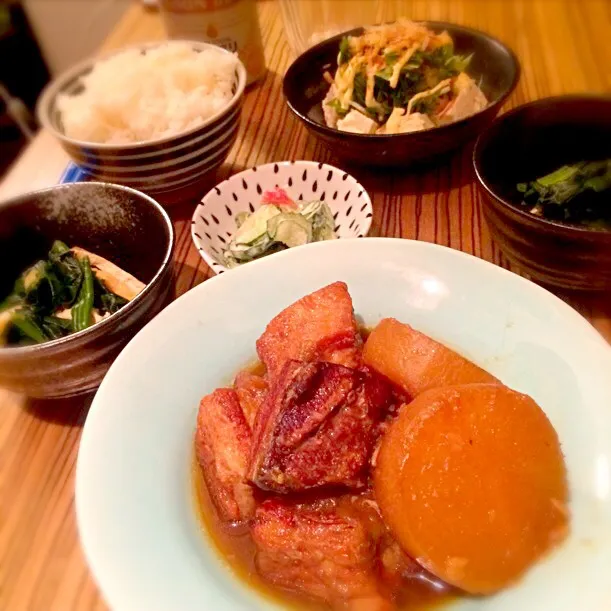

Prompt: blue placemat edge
[{"left": 60, "top": 163, "right": 90, "bottom": 184}]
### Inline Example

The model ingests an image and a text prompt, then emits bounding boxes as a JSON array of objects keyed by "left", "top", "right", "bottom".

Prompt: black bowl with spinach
[
  {"left": 474, "top": 95, "right": 611, "bottom": 292},
  {"left": 0, "top": 181, "right": 174, "bottom": 398}
]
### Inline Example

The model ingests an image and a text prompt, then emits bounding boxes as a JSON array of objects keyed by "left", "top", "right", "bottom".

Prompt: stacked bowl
[{"left": 37, "top": 42, "right": 247, "bottom": 204}]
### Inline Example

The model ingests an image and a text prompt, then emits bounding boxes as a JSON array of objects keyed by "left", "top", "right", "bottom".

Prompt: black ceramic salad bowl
[{"left": 283, "top": 21, "right": 520, "bottom": 167}]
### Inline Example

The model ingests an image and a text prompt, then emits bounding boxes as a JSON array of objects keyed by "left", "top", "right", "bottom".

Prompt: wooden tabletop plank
[{"left": 1, "top": 1, "right": 610, "bottom": 609}]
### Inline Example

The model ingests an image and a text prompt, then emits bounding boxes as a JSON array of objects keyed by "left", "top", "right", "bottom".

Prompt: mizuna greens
[{"left": 0, "top": 241, "right": 144, "bottom": 346}]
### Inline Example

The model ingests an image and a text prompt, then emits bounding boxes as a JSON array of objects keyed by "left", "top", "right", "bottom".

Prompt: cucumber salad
[{"left": 222, "top": 187, "right": 336, "bottom": 268}]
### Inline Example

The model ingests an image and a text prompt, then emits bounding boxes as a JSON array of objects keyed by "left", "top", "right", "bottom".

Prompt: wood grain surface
[{"left": 1, "top": 1, "right": 610, "bottom": 609}]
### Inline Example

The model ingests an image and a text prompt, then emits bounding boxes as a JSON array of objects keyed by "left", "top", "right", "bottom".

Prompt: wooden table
[{"left": 1, "top": 1, "right": 610, "bottom": 609}]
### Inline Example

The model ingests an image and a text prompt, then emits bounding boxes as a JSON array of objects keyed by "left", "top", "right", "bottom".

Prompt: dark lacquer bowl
[
  {"left": 474, "top": 95, "right": 611, "bottom": 292},
  {"left": 0, "top": 182, "right": 174, "bottom": 398},
  {"left": 283, "top": 22, "right": 520, "bottom": 167}
]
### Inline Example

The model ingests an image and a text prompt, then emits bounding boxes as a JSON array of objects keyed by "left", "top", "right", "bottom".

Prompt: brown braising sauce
[{"left": 192, "top": 351, "right": 458, "bottom": 610}]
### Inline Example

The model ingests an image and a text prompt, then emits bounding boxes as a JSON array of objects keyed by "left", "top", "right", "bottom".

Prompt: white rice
[{"left": 57, "top": 42, "right": 239, "bottom": 145}]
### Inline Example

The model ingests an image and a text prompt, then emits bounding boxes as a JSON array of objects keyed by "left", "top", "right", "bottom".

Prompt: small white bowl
[{"left": 191, "top": 160, "right": 373, "bottom": 273}]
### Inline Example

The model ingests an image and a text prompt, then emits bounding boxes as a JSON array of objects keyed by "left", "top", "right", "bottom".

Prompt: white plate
[
  {"left": 76, "top": 238, "right": 611, "bottom": 611},
  {"left": 191, "top": 160, "right": 373, "bottom": 274}
]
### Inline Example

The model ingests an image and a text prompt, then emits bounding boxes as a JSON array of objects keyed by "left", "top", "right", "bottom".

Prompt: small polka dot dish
[{"left": 191, "top": 160, "right": 373, "bottom": 274}]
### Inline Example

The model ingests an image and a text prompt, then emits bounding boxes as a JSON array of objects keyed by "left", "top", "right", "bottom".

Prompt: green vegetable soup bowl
[
  {"left": 0, "top": 182, "right": 174, "bottom": 398},
  {"left": 474, "top": 95, "right": 611, "bottom": 292}
]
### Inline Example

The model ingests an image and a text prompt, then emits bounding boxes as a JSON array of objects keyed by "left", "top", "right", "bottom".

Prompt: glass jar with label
[{"left": 160, "top": 0, "right": 266, "bottom": 85}]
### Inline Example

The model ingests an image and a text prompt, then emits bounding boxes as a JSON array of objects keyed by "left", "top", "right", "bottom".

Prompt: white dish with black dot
[{"left": 191, "top": 160, "right": 373, "bottom": 273}]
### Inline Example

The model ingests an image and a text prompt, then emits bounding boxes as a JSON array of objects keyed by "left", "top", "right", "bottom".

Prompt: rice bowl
[
  {"left": 37, "top": 41, "right": 247, "bottom": 203},
  {"left": 56, "top": 43, "right": 240, "bottom": 145}
]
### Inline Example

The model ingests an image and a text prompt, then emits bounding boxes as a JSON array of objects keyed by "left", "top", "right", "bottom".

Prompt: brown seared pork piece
[
  {"left": 195, "top": 388, "right": 255, "bottom": 522},
  {"left": 234, "top": 369, "right": 268, "bottom": 429},
  {"left": 256, "top": 281, "right": 362, "bottom": 379},
  {"left": 249, "top": 360, "right": 391, "bottom": 493},
  {"left": 251, "top": 498, "right": 392, "bottom": 610},
  {"left": 347, "top": 495, "right": 453, "bottom": 597}
]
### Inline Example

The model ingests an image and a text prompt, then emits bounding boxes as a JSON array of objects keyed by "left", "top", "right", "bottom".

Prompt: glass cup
[
  {"left": 279, "top": 0, "right": 400, "bottom": 55},
  {"left": 160, "top": 0, "right": 266, "bottom": 85}
]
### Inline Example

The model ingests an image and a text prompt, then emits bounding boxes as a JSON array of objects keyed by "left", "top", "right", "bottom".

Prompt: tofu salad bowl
[{"left": 283, "top": 20, "right": 520, "bottom": 166}]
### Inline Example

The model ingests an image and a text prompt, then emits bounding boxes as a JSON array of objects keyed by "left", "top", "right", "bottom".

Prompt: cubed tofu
[
  {"left": 399, "top": 112, "right": 435, "bottom": 133},
  {"left": 386, "top": 108, "right": 435, "bottom": 135},
  {"left": 384, "top": 107, "right": 405, "bottom": 134},
  {"left": 438, "top": 74, "right": 488, "bottom": 123},
  {"left": 337, "top": 110, "right": 378, "bottom": 134},
  {"left": 453, "top": 72, "right": 478, "bottom": 94}
]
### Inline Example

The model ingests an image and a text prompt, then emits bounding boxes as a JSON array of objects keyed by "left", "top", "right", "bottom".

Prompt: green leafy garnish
[
  {"left": 93, "top": 276, "right": 128, "bottom": 315},
  {"left": 518, "top": 159, "right": 611, "bottom": 228},
  {"left": 71, "top": 257, "right": 94, "bottom": 332},
  {"left": 326, "top": 98, "right": 349, "bottom": 118},
  {"left": 405, "top": 50, "right": 424, "bottom": 70},
  {"left": 41, "top": 316, "right": 73, "bottom": 340},
  {"left": 338, "top": 37, "right": 352, "bottom": 64},
  {"left": 352, "top": 71, "right": 367, "bottom": 108},
  {"left": 376, "top": 65, "right": 394, "bottom": 81},
  {"left": 49, "top": 240, "right": 83, "bottom": 304},
  {"left": 384, "top": 51, "right": 400, "bottom": 66},
  {"left": 428, "top": 44, "right": 454, "bottom": 67},
  {"left": 9, "top": 308, "right": 47, "bottom": 344},
  {"left": 441, "top": 52, "right": 473, "bottom": 78}
]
